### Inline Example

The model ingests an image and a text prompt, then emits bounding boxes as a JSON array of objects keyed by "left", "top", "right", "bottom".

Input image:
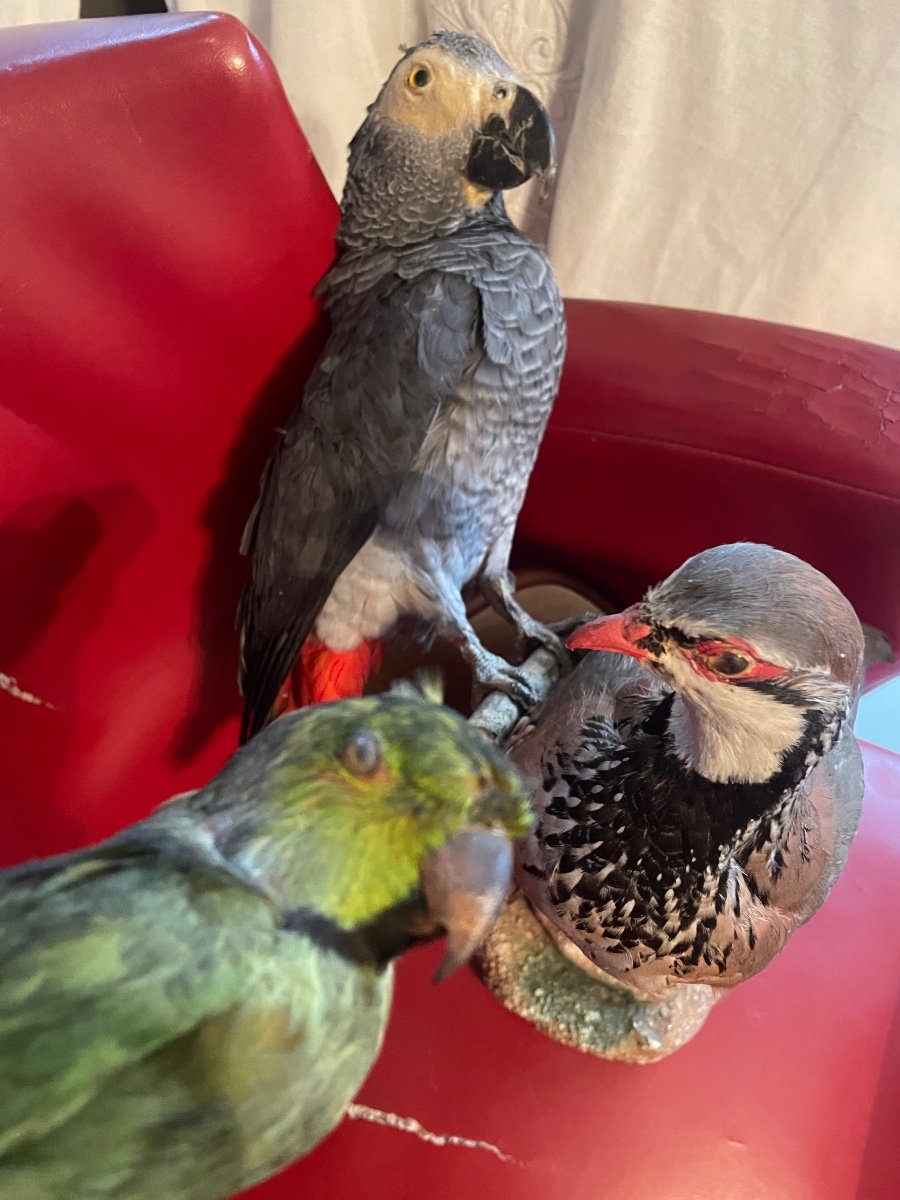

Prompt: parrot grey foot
[
  {"left": 480, "top": 576, "right": 571, "bottom": 671},
  {"left": 470, "top": 652, "right": 540, "bottom": 710},
  {"left": 514, "top": 618, "right": 570, "bottom": 673}
]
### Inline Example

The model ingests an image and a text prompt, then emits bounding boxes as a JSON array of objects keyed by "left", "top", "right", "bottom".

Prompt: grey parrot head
[
  {"left": 568, "top": 544, "right": 865, "bottom": 784},
  {"left": 337, "top": 31, "right": 556, "bottom": 249}
]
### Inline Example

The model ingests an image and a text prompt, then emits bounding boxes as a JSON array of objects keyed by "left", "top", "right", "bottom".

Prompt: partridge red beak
[{"left": 566, "top": 605, "right": 653, "bottom": 660}]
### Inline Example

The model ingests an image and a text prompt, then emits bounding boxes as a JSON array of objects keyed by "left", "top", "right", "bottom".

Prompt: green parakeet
[{"left": 0, "top": 690, "right": 531, "bottom": 1199}]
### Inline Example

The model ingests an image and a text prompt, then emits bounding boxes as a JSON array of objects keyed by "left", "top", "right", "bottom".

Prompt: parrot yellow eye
[
  {"left": 340, "top": 729, "right": 383, "bottom": 777},
  {"left": 702, "top": 650, "right": 752, "bottom": 677},
  {"left": 407, "top": 65, "right": 432, "bottom": 91},
  {"left": 493, "top": 84, "right": 509, "bottom": 100}
]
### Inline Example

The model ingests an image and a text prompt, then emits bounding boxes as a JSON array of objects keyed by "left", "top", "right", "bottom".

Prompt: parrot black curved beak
[
  {"left": 419, "top": 826, "right": 513, "bottom": 982},
  {"left": 466, "top": 84, "right": 556, "bottom": 193}
]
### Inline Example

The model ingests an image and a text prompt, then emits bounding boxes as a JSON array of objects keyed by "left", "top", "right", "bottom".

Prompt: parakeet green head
[
  {"left": 339, "top": 30, "right": 556, "bottom": 249},
  {"left": 192, "top": 686, "right": 532, "bottom": 978}
]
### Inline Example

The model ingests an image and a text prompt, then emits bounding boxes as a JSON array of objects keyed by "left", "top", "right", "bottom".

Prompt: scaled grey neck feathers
[{"left": 338, "top": 118, "right": 504, "bottom": 251}]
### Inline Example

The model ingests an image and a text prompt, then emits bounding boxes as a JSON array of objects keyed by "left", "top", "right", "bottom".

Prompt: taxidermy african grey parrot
[
  {"left": 0, "top": 686, "right": 531, "bottom": 1199},
  {"left": 238, "top": 30, "right": 566, "bottom": 743},
  {"left": 511, "top": 544, "right": 868, "bottom": 998}
]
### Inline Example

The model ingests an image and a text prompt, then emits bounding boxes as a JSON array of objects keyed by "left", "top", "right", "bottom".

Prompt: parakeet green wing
[
  {"left": 238, "top": 268, "right": 479, "bottom": 741},
  {"left": 0, "top": 834, "right": 273, "bottom": 1158}
]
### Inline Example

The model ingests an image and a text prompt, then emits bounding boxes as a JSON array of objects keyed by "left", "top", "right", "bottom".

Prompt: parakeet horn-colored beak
[
  {"left": 566, "top": 605, "right": 654, "bottom": 660},
  {"left": 466, "top": 84, "right": 556, "bottom": 192},
  {"left": 420, "top": 827, "right": 513, "bottom": 982}
]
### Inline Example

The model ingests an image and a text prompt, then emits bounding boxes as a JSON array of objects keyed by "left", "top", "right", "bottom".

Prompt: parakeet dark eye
[
  {"left": 407, "top": 65, "right": 431, "bottom": 90},
  {"left": 340, "top": 729, "right": 383, "bottom": 777},
  {"left": 702, "top": 650, "right": 752, "bottom": 677},
  {"left": 493, "top": 84, "right": 509, "bottom": 100}
]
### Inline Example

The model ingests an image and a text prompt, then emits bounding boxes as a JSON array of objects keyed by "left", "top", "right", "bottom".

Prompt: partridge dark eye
[
  {"left": 339, "top": 729, "right": 382, "bottom": 777},
  {"left": 706, "top": 650, "right": 752, "bottom": 677},
  {"left": 407, "top": 66, "right": 431, "bottom": 90}
]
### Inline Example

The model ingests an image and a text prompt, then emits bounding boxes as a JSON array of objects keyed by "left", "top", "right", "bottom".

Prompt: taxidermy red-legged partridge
[{"left": 481, "top": 544, "right": 869, "bottom": 1057}]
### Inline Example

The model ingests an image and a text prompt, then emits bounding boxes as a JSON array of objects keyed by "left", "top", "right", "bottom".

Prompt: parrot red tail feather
[
  {"left": 269, "top": 640, "right": 385, "bottom": 717},
  {"left": 297, "top": 638, "right": 385, "bottom": 707}
]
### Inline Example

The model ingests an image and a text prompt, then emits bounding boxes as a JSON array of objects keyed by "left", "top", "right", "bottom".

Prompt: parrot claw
[
  {"left": 471, "top": 655, "right": 541, "bottom": 711},
  {"left": 524, "top": 626, "right": 571, "bottom": 671},
  {"left": 479, "top": 576, "right": 574, "bottom": 675},
  {"left": 508, "top": 617, "right": 572, "bottom": 678}
]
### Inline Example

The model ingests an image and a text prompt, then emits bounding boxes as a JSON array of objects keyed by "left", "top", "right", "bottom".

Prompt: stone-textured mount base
[{"left": 477, "top": 890, "right": 720, "bottom": 1063}]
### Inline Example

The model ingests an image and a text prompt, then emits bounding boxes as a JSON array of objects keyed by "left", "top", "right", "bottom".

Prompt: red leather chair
[{"left": 1, "top": 15, "right": 898, "bottom": 1199}]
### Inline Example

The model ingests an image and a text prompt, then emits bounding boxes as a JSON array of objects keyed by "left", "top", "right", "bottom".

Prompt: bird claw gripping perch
[{"left": 468, "top": 646, "right": 560, "bottom": 740}]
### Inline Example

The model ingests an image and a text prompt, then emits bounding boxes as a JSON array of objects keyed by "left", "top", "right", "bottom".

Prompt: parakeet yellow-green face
[
  {"left": 0, "top": 688, "right": 531, "bottom": 1200},
  {"left": 195, "top": 687, "right": 533, "bottom": 973}
]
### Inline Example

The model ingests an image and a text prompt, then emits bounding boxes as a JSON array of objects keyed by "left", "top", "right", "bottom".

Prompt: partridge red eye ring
[{"left": 407, "top": 65, "right": 432, "bottom": 90}]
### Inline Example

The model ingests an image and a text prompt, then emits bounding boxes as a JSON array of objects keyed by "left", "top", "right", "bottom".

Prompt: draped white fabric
[
  {"left": 170, "top": 0, "right": 900, "bottom": 350},
  {"left": 1, "top": 1, "right": 77, "bottom": 21}
]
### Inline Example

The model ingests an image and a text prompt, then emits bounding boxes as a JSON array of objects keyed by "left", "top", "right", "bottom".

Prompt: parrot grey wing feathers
[
  {"left": 396, "top": 230, "right": 564, "bottom": 384},
  {"left": 238, "top": 268, "right": 480, "bottom": 741}
]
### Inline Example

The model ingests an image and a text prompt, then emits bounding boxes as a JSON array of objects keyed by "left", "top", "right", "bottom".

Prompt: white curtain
[{"left": 0, "top": 1, "right": 77, "bottom": 21}]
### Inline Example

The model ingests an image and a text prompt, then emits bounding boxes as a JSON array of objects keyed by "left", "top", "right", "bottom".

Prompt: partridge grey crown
[{"left": 645, "top": 543, "right": 865, "bottom": 684}]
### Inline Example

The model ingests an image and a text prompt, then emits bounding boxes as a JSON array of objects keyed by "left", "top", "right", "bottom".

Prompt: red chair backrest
[{"left": 0, "top": 13, "right": 338, "bottom": 862}]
